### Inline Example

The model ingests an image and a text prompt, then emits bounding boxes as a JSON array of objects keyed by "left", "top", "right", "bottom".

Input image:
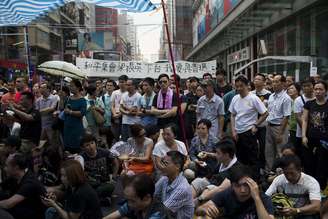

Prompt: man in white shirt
[
  {"left": 294, "top": 79, "right": 315, "bottom": 174},
  {"left": 120, "top": 79, "right": 141, "bottom": 141},
  {"left": 111, "top": 75, "right": 127, "bottom": 141},
  {"left": 229, "top": 76, "right": 268, "bottom": 177},
  {"left": 265, "top": 74, "right": 292, "bottom": 170},
  {"left": 266, "top": 155, "right": 321, "bottom": 218}
]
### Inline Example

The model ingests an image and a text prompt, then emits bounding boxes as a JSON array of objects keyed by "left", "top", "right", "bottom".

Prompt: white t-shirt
[
  {"left": 120, "top": 92, "right": 141, "bottom": 125},
  {"left": 152, "top": 139, "right": 188, "bottom": 158},
  {"left": 294, "top": 95, "right": 315, "bottom": 138},
  {"left": 229, "top": 93, "right": 267, "bottom": 134},
  {"left": 111, "top": 89, "right": 126, "bottom": 113},
  {"left": 266, "top": 173, "right": 321, "bottom": 202}
]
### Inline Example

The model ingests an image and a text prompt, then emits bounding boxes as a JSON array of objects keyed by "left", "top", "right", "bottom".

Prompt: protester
[
  {"left": 35, "top": 81, "right": 58, "bottom": 143},
  {"left": 151, "top": 74, "right": 178, "bottom": 129},
  {"left": 196, "top": 166, "right": 274, "bottom": 219},
  {"left": 229, "top": 76, "right": 268, "bottom": 176},
  {"left": 101, "top": 80, "right": 116, "bottom": 146},
  {"left": 294, "top": 79, "right": 315, "bottom": 171},
  {"left": 103, "top": 174, "right": 170, "bottom": 219},
  {"left": 80, "top": 132, "right": 117, "bottom": 201},
  {"left": 125, "top": 124, "right": 154, "bottom": 175},
  {"left": 302, "top": 80, "right": 328, "bottom": 190},
  {"left": 120, "top": 79, "right": 142, "bottom": 141},
  {"left": 154, "top": 151, "right": 194, "bottom": 218},
  {"left": 192, "top": 138, "right": 243, "bottom": 204},
  {"left": 215, "top": 70, "right": 232, "bottom": 97},
  {"left": 266, "top": 155, "right": 321, "bottom": 218},
  {"left": 111, "top": 75, "right": 128, "bottom": 141},
  {"left": 63, "top": 79, "right": 87, "bottom": 153},
  {"left": 42, "top": 160, "right": 102, "bottom": 219},
  {"left": 14, "top": 77, "right": 29, "bottom": 103},
  {"left": 287, "top": 83, "right": 301, "bottom": 146},
  {"left": 152, "top": 123, "right": 188, "bottom": 172},
  {"left": 1, "top": 80, "right": 15, "bottom": 107},
  {"left": 265, "top": 74, "right": 292, "bottom": 170},
  {"left": 184, "top": 77, "right": 199, "bottom": 143},
  {"left": 252, "top": 73, "right": 271, "bottom": 169},
  {"left": 0, "top": 153, "right": 46, "bottom": 219},
  {"left": 197, "top": 79, "right": 225, "bottom": 138},
  {"left": 9, "top": 91, "right": 41, "bottom": 145},
  {"left": 139, "top": 77, "right": 157, "bottom": 127},
  {"left": 188, "top": 119, "right": 218, "bottom": 178}
]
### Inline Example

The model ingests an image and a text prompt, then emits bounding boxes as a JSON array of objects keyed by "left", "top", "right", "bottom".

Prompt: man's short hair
[
  {"left": 4, "top": 135, "right": 21, "bottom": 150},
  {"left": 143, "top": 77, "right": 155, "bottom": 87},
  {"left": 215, "top": 137, "right": 236, "bottom": 159},
  {"left": 301, "top": 78, "right": 315, "bottom": 86},
  {"left": 21, "top": 91, "right": 34, "bottom": 103},
  {"left": 235, "top": 76, "right": 249, "bottom": 85},
  {"left": 118, "top": 75, "right": 128, "bottom": 81},
  {"left": 189, "top": 77, "right": 199, "bottom": 83},
  {"left": 167, "top": 151, "right": 186, "bottom": 172},
  {"left": 274, "top": 74, "right": 287, "bottom": 83},
  {"left": 163, "top": 123, "right": 178, "bottom": 137},
  {"left": 281, "top": 155, "right": 302, "bottom": 171},
  {"left": 9, "top": 153, "right": 28, "bottom": 170},
  {"left": 230, "top": 165, "right": 252, "bottom": 184},
  {"left": 170, "top": 74, "right": 181, "bottom": 84},
  {"left": 80, "top": 132, "right": 96, "bottom": 147},
  {"left": 216, "top": 69, "right": 226, "bottom": 76},
  {"left": 126, "top": 174, "right": 155, "bottom": 199},
  {"left": 255, "top": 73, "right": 266, "bottom": 81},
  {"left": 202, "top": 73, "right": 212, "bottom": 79},
  {"left": 200, "top": 79, "right": 216, "bottom": 88},
  {"left": 158, "top": 74, "right": 169, "bottom": 81}
]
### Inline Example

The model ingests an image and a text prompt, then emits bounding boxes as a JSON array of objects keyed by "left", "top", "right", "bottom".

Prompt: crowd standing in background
[{"left": 0, "top": 71, "right": 327, "bottom": 219}]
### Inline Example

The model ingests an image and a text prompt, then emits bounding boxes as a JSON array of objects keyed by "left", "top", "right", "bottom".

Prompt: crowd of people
[{"left": 0, "top": 70, "right": 327, "bottom": 219}]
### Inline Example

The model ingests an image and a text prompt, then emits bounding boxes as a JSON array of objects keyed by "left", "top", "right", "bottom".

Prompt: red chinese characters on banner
[{"left": 0, "top": 59, "right": 27, "bottom": 70}]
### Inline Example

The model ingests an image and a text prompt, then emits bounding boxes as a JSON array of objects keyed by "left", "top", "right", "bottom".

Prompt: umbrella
[{"left": 37, "top": 61, "right": 86, "bottom": 79}]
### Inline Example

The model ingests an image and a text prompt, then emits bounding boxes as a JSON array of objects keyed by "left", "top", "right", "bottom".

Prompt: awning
[{"left": 0, "top": 0, "right": 157, "bottom": 26}]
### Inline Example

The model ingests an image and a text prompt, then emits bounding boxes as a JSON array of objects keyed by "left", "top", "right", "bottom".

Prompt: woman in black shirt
[
  {"left": 42, "top": 160, "right": 102, "bottom": 219},
  {"left": 302, "top": 80, "right": 328, "bottom": 189}
]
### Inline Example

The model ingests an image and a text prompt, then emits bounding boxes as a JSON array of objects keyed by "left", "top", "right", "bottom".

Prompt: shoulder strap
[{"left": 300, "top": 95, "right": 306, "bottom": 105}]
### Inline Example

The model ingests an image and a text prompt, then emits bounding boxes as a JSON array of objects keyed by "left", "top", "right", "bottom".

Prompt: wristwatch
[
  {"left": 296, "top": 208, "right": 301, "bottom": 214},
  {"left": 197, "top": 195, "right": 205, "bottom": 202}
]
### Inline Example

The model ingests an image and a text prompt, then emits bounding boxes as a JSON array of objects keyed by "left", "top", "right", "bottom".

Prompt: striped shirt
[{"left": 155, "top": 173, "right": 194, "bottom": 219}]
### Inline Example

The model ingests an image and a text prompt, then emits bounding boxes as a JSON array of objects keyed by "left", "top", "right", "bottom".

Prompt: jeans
[
  {"left": 121, "top": 124, "right": 131, "bottom": 141},
  {"left": 45, "top": 207, "right": 59, "bottom": 219}
]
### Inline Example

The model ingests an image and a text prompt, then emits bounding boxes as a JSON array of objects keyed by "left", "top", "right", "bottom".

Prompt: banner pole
[
  {"left": 24, "top": 26, "right": 33, "bottom": 89},
  {"left": 161, "top": 0, "right": 188, "bottom": 147}
]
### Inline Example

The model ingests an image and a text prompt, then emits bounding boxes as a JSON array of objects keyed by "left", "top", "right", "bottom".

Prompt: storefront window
[{"left": 315, "top": 7, "right": 328, "bottom": 79}]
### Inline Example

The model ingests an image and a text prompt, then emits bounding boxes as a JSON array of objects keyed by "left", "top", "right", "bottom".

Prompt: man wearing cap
[{"left": 197, "top": 80, "right": 225, "bottom": 139}]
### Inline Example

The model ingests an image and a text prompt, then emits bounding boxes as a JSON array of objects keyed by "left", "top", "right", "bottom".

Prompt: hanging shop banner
[{"left": 76, "top": 58, "right": 217, "bottom": 78}]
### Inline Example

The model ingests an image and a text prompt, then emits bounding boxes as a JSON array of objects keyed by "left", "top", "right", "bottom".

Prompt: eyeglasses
[{"left": 158, "top": 80, "right": 168, "bottom": 85}]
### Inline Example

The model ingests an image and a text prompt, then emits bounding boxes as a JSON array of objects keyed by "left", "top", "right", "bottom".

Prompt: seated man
[
  {"left": 0, "top": 153, "right": 46, "bottom": 219},
  {"left": 80, "top": 132, "right": 118, "bottom": 202},
  {"left": 192, "top": 138, "right": 243, "bottom": 206},
  {"left": 154, "top": 151, "right": 194, "bottom": 219},
  {"left": 196, "top": 166, "right": 274, "bottom": 219},
  {"left": 103, "top": 174, "right": 171, "bottom": 219},
  {"left": 265, "top": 155, "right": 321, "bottom": 218}
]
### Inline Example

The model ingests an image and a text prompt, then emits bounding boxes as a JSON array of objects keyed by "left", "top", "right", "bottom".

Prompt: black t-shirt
[
  {"left": 185, "top": 92, "right": 199, "bottom": 129},
  {"left": 212, "top": 188, "right": 274, "bottom": 219},
  {"left": 304, "top": 99, "right": 328, "bottom": 140},
  {"left": 7, "top": 171, "right": 46, "bottom": 219},
  {"left": 65, "top": 183, "right": 102, "bottom": 219},
  {"left": 215, "top": 84, "right": 233, "bottom": 97},
  {"left": 81, "top": 148, "right": 114, "bottom": 184},
  {"left": 19, "top": 108, "right": 41, "bottom": 145},
  {"left": 152, "top": 92, "right": 178, "bottom": 128}
]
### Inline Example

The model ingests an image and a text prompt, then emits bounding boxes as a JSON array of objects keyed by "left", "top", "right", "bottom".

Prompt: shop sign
[{"left": 227, "top": 47, "right": 250, "bottom": 65}]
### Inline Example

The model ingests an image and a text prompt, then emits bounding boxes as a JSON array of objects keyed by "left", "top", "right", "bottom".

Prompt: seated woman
[
  {"left": 42, "top": 160, "right": 102, "bottom": 219},
  {"left": 187, "top": 119, "right": 219, "bottom": 179},
  {"left": 123, "top": 124, "right": 154, "bottom": 175}
]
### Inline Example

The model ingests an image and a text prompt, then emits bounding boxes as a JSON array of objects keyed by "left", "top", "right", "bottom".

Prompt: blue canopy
[{"left": 0, "top": 0, "right": 157, "bottom": 26}]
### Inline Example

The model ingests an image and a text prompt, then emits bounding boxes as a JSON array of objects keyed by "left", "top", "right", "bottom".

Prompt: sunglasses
[{"left": 158, "top": 80, "right": 168, "bottom": 85}]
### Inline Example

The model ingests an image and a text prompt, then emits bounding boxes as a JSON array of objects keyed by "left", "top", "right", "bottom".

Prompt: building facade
[
  {"left": 159, "top": 0, "right": 193, "bottom": 61},
  {"left": 187, "top": 0, "right": 328, "bottom": 82}
]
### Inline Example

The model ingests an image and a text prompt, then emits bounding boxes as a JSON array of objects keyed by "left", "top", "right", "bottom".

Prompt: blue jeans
[{"left": 121, "top": 124, "right": 131, "bottom": 141}]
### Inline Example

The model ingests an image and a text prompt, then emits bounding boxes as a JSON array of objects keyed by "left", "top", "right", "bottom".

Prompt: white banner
[{"left": 76, "top": 58, "right": 217, "bottom": 79}]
